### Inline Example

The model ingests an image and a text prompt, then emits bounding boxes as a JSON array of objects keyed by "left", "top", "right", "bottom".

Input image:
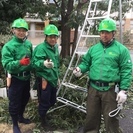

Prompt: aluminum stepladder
[{"left": 56, "top": 0, "right": 113, "bottom": 114}]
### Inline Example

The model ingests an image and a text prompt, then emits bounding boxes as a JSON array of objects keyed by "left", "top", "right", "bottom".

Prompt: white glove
[
  {"left": 44, "top": 59, "right": 54, "bottom": 68},
  {"left": 73, "top": 67, "right": 82, "bottom": 77},
  {"left": 116, "top": 90, "right": 127, "bottom": 104}
]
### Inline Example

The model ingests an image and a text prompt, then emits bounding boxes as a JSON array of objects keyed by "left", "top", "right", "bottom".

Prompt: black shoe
[
  {"left": 41, "top": 117, "right": 56, "bottom": 131},
  {"left": 41, "top": 118, "right": 48, "bottom": 127},
  {"left": 18, "top": 117, "right": 31, "bottom": 124},
  {"left": 13, "top": 125, "right": 21, "bottom": 133}
]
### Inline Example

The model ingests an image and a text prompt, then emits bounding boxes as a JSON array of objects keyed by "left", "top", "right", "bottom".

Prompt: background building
[{"left": 25, "top": 2, "right": 133, "bottom": 46}]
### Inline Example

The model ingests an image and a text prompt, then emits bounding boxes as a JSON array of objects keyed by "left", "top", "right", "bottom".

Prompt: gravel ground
[{"left": 119, "top": 108, "right": 133, "bottom": 133}]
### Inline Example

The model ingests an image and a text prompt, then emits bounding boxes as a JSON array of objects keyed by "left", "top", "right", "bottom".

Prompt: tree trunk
[
  {"left": 60, "top": 0, "right": 74, "bottom": 58},
  {"left": 71, "top": 27, "right": 78, "bottom": 55},
  {"left": 61, "top": 22, "right": 71, "bottom": 58}
]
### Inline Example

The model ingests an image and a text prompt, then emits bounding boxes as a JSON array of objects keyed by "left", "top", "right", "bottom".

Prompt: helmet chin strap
[
  {"left": 12, "top": 31, "right": 28, "bottom": 42},
  {"left": 13, "top": 34, "right": 27, "bottom": 42},
  {"left": 22, "top": 36, "right": 27, "bottom": 42},
  {"left": 12, "top": 28, "right": 28, "bottom": 41},
  {"left": 22, "top": 32, "right": 28, "bottom": 41}
]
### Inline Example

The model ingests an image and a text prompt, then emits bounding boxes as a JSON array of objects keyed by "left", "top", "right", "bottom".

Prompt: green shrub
[{"left": 0, "top": 34, "right": 12, "bottom": 87}]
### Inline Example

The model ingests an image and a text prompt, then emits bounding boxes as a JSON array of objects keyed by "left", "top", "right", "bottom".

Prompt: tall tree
[
  {"left": 0, "top": 0, "right": 132, "bottom": 57},
  {"left": 0, "top": 0, "right": 46, "bottom": 33},
  {"left": 60, "top": 0, "right": 88, "bottom": 57},
  {"left": 44, "top": 0, "right": 132, "bottom": 58},
  {"left": 47, "top": 0, "right": 88, "bottom": 58}
]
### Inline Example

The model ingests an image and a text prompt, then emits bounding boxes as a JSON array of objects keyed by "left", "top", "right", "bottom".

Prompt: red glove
[{"left": 20, "top": 58, "right": 30, "bottom": 65}]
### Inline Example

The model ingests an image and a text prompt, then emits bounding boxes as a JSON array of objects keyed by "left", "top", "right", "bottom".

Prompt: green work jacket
[
  {"left": 32, "top": 41, "right": 60, "bottom": 87},
  {"left": 2, "top": 36, "right": 32, "bottom": 80},
  {"left": 79, "top": 39, "right": 132, "bottom": 91}
]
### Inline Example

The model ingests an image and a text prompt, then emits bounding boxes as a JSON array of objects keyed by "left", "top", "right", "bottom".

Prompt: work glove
[
  {"left": 73, "top": 67, "right": 82, "bottom": 77},
  {"left": 116, "top": 90, "right": 127, "bottom": 104},
  {"left": 20, "top": 57, "right": 30, "bottom": 66},
  {"left": 44, "top": 59, "right": 54, "bottom": 68}
]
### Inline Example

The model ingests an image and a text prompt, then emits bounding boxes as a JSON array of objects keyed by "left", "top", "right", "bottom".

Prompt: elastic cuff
[{"left": 121, "top": 90, "right": 127, "bottom": 94}]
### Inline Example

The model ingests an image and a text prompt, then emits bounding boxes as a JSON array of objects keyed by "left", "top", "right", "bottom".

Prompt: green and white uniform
[
  {"left": 2, "top": 36, "right": 32, "bottom": 80},
  {"left": 79, "top": 39, "right": 132, "bottom": 91},
  {"left": 32, "top": 41, "right": 60, "bottom": 87}
]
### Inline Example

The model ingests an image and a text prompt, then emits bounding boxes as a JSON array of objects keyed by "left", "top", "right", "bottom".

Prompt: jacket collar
[
  {"left": 13, "top": 36, "right": 25, "bottom": 43},
  {"left": 100, "top": 38, "right": 115, "bottom": 47}
]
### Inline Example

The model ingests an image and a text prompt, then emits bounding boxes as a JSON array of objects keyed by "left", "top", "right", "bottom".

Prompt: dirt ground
[
  {"left": 0, "top": 123, "right": 35, "bottom": 133},
  {"left": 0, "top": 109, "right": 132, "bottom": 133},
  {"left": 0, "top": 123, "right": 69, "bottom": 133}
]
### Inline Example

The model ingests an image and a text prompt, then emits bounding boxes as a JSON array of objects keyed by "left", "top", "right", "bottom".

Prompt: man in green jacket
[
  {"left": 32, "top": 24, "right": 60, "bottom": 128},
  {"left": 2, "top": 18, "right": 32, "bottom": 133},
  {"left": 73, "top": 18, "right": 132, "bottom": 133}
]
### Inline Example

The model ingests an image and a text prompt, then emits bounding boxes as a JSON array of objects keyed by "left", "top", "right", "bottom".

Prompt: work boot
[
  {"left": 40, "top": 116, "right": 55, "bottom": 131},
  {"left": 13, "top": 125, "right": 21, "bottom": 133},
  {"left": 41, "top": 117, "right": 48, "bottom": 128},
  {"left": 18, "top": 116, "right": 31, "bottom": 124},
  {"left": 12, "top": 115, "right": 21, "bottom": 133}
]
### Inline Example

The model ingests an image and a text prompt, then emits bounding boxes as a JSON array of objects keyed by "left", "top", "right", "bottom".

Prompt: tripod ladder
[{"left": 57, "top": 0, "right": 113, "bottom": 113}]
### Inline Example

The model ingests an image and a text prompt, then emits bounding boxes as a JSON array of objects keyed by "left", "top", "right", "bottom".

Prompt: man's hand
[
  {"left": 116, "top": 90, "right": 127, "bottom": 104},
  {"left": 20, "top": 58, "right": 30, "bottom": 66},
  {"left": 73, "top": 67, "right": 82, "bottom": 77},
  {"left": 44, "top": 59, "right": 54, "bottom": 68}
]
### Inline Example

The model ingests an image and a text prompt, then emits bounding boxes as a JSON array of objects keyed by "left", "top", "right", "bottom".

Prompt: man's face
[
  {"left": 46, "top": 35, "right": 58, "bottom": 46},
  {"left": 100, "top": 31, "right": 114, "bottom": 44},
  {"left": 12, "top": 28, "right": 27, "bottom": 39}
]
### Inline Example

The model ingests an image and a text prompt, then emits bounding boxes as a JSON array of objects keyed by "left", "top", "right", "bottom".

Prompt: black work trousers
[
  {"left": 8, "top": 77, "right": 30, "bottom": 117},
  {"left": 84, "top": 86, "right": 122, "bottom": 133},
  {"left": 36, "top": 77, "right": 57, "bottom": 117}
]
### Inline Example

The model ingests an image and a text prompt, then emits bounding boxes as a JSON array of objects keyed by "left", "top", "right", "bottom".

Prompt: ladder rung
[
  {"left": 75, "top": 51, "right": 86, "bottom": 55},
  {"left": 86, "top": 16, "right": 107, "bottom": 20},
  {"left": 81, "top": 35, "right": 100, "bottom": 38},
  {"left": 91, "top": 0, "right": 104, "bottom": 2},
  {"left": 62, "top": 82, "right": 87, "bottom": 92},
  {"left": 57, "top": 97, "right": 86, "bottom": 113}
]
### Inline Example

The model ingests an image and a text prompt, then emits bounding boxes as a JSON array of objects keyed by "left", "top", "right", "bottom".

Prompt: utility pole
[{"left": 119, "top": 0, "right": 123, "bottom": 43}]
